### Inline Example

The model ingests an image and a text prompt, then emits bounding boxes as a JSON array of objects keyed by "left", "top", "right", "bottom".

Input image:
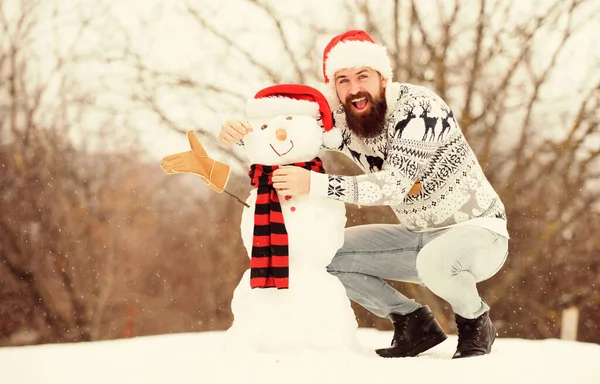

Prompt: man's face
[
  {"left": 334, "top": 67, "right": 387, "bottom": 138},
  {"left": 334, "top": 67, "right": 385, "bottom": 112}
]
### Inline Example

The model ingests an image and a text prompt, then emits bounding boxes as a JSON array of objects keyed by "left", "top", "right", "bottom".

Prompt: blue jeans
[{"left": 326, "top": 224, "right": 508, "bottom": 319}]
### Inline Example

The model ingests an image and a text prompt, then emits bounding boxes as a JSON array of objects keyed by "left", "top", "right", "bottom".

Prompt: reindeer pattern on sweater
[{"left": 323, "top": 83, "right": 507, "bottom": 233}]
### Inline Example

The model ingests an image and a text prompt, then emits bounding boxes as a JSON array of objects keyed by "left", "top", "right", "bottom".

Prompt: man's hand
[
  {"left": 160, "top": 130, "right": 230, "bottom": 193},
  {"left": 272, "top": 166, "right": 311, "bottom": 196},
  {"left": 218, "top": 118, "right": 253, "bottom": 146}
]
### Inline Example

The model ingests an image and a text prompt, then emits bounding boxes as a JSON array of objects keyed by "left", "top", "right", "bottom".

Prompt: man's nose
[
  {"left": 275, "top": 128, "right": 287, "bottom": 141},
  {"left": 349, "top": 83, "right": 361, "bottom": 95}
]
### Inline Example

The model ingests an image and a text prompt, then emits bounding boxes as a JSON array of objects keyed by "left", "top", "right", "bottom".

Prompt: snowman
[
  {"left": 160, "top": 84, "right": 363, "bottom": 355},
  {"left": 225, "top": 84, "right": 363, "bottom": 355}
]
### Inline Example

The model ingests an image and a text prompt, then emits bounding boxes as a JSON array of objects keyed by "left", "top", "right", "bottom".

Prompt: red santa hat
[
  {"left": 246, "top": 84, "right": 343, "bottom": 148},
  {"left": 321, "top": 29, "right": 393, "bottom": 109}
]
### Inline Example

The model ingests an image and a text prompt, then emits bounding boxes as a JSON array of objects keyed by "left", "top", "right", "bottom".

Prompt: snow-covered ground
[{"left": 1, "top": 329, "right": 599, "bottom": 384}]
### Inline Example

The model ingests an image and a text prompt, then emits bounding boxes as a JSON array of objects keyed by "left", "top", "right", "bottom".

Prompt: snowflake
[
  {"left": 328, "top": 185, "right": 346, "bottom": 198},
  {"left": 328, "top": 175, "right": 346, "bottom": 197}
]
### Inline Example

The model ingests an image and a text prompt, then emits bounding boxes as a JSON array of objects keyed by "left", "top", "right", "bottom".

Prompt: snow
[{"left": 1, "top": 329, "right": 599, "bottom": 384}]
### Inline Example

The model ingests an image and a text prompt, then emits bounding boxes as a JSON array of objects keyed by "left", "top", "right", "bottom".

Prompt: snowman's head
[{"left": 242, "top": 84, "right": 342, "bottom": 166}]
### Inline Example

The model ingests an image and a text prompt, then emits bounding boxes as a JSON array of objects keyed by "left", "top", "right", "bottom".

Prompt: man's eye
[{"left": 261, "top": 124, "right": 268, "bottom": 130}]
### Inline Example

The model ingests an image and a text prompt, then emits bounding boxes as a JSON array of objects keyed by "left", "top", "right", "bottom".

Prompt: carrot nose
[{"left": 275, "top": 129, "right": 287, "bottom": 141}]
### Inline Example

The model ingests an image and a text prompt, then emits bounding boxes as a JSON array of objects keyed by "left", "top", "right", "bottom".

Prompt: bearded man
[{"left": 219, "top": 30, "right": 509, "bottom": 359}]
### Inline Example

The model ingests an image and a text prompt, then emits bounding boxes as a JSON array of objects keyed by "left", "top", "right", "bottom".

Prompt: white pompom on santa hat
[
  {"left": 321, "top": 29, "right": 393, "bottom": 109},
  {"left": 246, "top": 84, "right": 343, "bottom": 148}
]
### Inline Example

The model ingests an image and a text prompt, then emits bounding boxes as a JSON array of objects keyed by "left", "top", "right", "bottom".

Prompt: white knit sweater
[{"left": 310, "top": 82, "right": 508, "bottom": 237}]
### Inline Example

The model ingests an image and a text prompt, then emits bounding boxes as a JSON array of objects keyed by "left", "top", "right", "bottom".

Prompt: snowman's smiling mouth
[{"left": 270, "top": 141, "right": 294, "bottom": 157}]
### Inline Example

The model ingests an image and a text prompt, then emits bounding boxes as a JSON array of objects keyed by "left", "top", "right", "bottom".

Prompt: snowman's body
[
  {"left": 227, "top": 191, "right": 360, "bottom": 353},
  {"left": 224, "top": 93, "right": 363, "bottom": 354}
]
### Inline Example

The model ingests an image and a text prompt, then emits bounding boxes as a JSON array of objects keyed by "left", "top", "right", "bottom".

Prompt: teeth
[{"left": 352, "top": 97, "right": 366, "bottom": 102}]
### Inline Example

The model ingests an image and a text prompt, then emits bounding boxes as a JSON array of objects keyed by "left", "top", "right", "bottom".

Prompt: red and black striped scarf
[{"left": 248, "top": 158, "right": 325, "bottom": 289}]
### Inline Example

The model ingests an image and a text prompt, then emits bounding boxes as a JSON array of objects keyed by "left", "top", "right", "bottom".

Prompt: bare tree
[{"left": 0, "top": 0, "right": 143, "bottom": 344}]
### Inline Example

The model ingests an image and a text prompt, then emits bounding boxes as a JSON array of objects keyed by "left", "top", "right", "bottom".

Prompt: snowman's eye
[
  {"left": 261, "top": 124, "right": 268, "bottom": 130},
  {"left": 286, "top": 116, "right": 292, "bottom": 120}
]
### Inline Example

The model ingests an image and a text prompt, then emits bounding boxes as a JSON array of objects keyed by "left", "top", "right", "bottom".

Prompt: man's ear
[{"left": 380, "top": 73, "right": 386, "bottom": 88}]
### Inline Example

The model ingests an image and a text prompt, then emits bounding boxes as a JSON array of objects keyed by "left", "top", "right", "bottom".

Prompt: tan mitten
[{"left": 160, "top": 130, "right": 230, "bottom": 193}]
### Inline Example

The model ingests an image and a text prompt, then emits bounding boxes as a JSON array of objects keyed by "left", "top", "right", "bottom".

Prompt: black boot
[
  {"left": 452, "top": 311, "right": 497, "bottom": 359},
  {"left": 375, "top": 305, "right": 447, "bottom": 358}
]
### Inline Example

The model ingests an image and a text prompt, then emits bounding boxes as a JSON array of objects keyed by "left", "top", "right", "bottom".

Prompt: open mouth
[
  {"left": 270, "top": 141, "right": 294, "bottom": 157},
  {"left": 351, "top": 97, "right": 369, "bottom": 111}
]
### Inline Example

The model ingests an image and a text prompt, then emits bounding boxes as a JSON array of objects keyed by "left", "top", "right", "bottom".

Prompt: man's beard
[{"left": 342, "top": 87, "right": 388, "bottom": 139}]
